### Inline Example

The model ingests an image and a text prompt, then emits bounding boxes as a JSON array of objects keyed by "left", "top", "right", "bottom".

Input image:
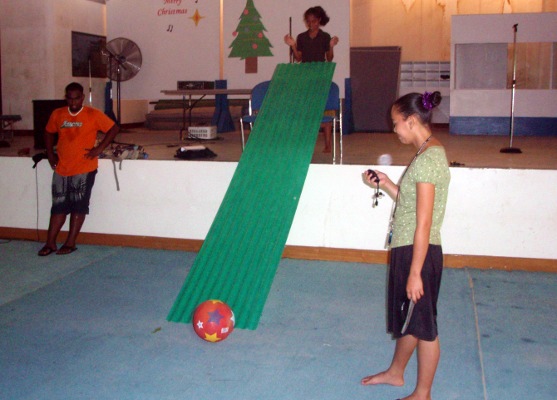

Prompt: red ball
[{"left": 192, "top": 300, "right": 235, "bottom": 342}]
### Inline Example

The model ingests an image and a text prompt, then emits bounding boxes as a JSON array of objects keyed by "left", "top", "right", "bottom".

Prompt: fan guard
[
  {"left": 102, "top": 37, "right": 142, "bottom": 125},
  {"left": 105, "top": 37, "right": 142, "bottom": 82}
]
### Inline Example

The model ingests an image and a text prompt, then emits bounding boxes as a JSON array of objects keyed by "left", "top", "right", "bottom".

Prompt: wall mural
[
  {"left": 229, "top": 0, "right": 274, "bottom": 73},
  {"left": 156, "top": 0, "right": 206, "bottom": 32}
]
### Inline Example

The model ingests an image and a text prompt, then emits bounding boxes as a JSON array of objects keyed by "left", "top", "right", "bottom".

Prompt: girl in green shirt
[{"left": 362, "top": 91, "right": 450, "bottom": 400}]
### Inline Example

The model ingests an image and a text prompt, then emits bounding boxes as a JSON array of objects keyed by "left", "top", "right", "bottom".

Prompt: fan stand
[
  {"left": 103, "top": 38, "right": 142, "bottom": 134},
  {"left": 105, "top": 50, "right": 127, "bottom": 127},
  {"left": 115, "top": 64, "right": 123, "bottom": 127}
]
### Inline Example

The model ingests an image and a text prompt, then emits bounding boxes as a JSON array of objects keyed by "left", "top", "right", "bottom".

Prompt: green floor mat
[{"left": 167, "top": 62, "right": 336, "bottom": 329}]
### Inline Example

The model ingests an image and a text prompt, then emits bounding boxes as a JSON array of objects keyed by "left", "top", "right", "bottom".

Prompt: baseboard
[
  {"left": 450, "top": 116, "right": 557, "bottom": 136},
  {"left": 1, "top": 227, "right": 555, "bottom": 273},
  {"left": 282, "top": 245, "right": 557, "bottom": 273}
]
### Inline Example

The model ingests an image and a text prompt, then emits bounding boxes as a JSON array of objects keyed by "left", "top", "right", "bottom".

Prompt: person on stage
[
  {"left": 361, "top": 91, "right": 450, "bottom": 400},
  {"left": 284, "top": 6, "right": 339, "bottom": 63},
  {"left": 38, "top": 82, "right": 119, "bottom": 256},
  {"left": 284, "top": 6, "right": 339, "bottom": 153}
]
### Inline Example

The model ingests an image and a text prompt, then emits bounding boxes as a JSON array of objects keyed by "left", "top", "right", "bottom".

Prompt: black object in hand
[
  {"left": 32, "top": 152, "right": 47, "bottom": 169},
  {"left": 367, "top": 169, "right": 380, "bottom": 183},
  {"left": 366, "top": 169, "right": 383, "bottom": 207}
]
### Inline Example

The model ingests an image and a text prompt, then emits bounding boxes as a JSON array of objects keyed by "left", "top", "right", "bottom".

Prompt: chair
[
  {"left": 321, "top": 82, "right": 343, "bottom": 164},
  {"left": 240, "top": 81, "right": 270, "bottom": 150}
]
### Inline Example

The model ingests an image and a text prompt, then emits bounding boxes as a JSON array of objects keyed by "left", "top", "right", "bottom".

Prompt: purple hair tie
[{"left": 422, "top": 92, "right": 434, "bottom": 110}]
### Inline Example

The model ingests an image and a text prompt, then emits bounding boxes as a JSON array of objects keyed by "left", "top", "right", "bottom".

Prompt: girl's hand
[
  {"left": 363, "top": 169, "right": 389, "bottom": 187},
  {"left": 330, "top": 36, "right": 339, "bottom": 48},
  {"left": 284, "top": 34, "right": 295, "bottom": 47},
  {"left": 363, "top": 169, "right": 399, "bottom": 200},
  {"left": 406, "top": 274, "right": 424, "bottom": 303}
]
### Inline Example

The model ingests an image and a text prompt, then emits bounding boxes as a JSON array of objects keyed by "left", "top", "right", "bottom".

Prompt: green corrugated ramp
[{"left": 167, "top": 62, "right": 335, "bottom": 329}]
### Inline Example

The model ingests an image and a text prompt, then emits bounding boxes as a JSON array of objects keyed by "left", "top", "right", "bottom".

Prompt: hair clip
[{"left": 422, "top": 92, "right": 434, "bottom": 110}]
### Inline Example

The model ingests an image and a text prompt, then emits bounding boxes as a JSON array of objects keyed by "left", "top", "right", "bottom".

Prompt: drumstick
[{"left": 289, "top": 17, "right": 293, "bottom": 63}]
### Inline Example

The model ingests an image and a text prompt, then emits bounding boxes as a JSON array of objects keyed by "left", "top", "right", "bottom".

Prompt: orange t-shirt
[{"left": 45, "top": 106, "right": 116, "bottom": 176}]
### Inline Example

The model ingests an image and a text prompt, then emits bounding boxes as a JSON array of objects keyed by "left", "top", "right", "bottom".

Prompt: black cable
[{"left": 35, "top": 162, "right": 41, "bottom": 242}]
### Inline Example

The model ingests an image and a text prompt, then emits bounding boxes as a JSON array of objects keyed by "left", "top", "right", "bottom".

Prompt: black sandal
[
  {"left": 38, "top": 246, "right": 57, "bottom": 256},
  {"left": 56, "top": 245, "right": 78, "bottom": 255}
]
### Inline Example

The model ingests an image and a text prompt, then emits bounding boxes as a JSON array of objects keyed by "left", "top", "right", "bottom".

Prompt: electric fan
[{"left": 103, "top": 37, "right": 142, "bottom": 125}]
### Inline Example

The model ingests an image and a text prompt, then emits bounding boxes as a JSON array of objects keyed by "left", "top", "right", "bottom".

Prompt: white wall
[
  {"left": 1, "top": 0, "right": 348, "bottom": 129},
  {"left": 451, "top": 13, "right": 557, "bottom": 119},
  {"left": 2, "top": 157, "right": 556, "bottom": 261},
  {"left": 106, "top": 0, "right": 221, "bottom": 100},
  {"left": 223, "top": 0, "right": 350, "bottom": 94},
  {"left": 106, "top": 0, "right": 350, "bottom": 100},
  {"left": 0, "top": 0, "right": 107, "bottom": 130}
]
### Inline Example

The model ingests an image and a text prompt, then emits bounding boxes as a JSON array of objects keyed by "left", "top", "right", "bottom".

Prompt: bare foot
[
  {"left": 361, "top": 370, "right": 404, "bottom": 386},
  {"left": 398, "top": 393, "right": 431, "bottom": 400}
]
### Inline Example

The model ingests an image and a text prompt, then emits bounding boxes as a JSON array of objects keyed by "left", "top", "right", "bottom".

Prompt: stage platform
[
  {"left": 2, "top": 124, "right": 556, "bottom": 271},
  {"left": 2, "top": 124, "right": 556, "bottom": 170}
]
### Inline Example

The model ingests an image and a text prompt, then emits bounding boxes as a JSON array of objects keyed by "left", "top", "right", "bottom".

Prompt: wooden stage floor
[{"left": 2, "top": 125, "right": 556, "bottom": 170}]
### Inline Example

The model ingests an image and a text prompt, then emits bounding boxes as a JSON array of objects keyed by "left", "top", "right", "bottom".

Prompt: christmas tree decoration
[{"left": 229, "top": 0, "right": 273, "bottom": 73}]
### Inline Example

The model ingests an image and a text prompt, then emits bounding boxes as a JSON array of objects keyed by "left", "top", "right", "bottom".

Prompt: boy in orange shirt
[{"left": 38, "top": 82, "right": 119, "bottom": 256}]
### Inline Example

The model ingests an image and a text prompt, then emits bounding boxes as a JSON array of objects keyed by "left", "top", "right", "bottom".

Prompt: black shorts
[
  {"left": 51, "top": 170, "right": 97, "bottom": 215},
  {"left": 387, "top": 244, "right": 443, "bottom": 341}
]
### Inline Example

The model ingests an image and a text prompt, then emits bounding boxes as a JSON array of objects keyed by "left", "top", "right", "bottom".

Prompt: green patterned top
[{"left": 391, "top": 146, "right": 450, "bottom": 248}]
